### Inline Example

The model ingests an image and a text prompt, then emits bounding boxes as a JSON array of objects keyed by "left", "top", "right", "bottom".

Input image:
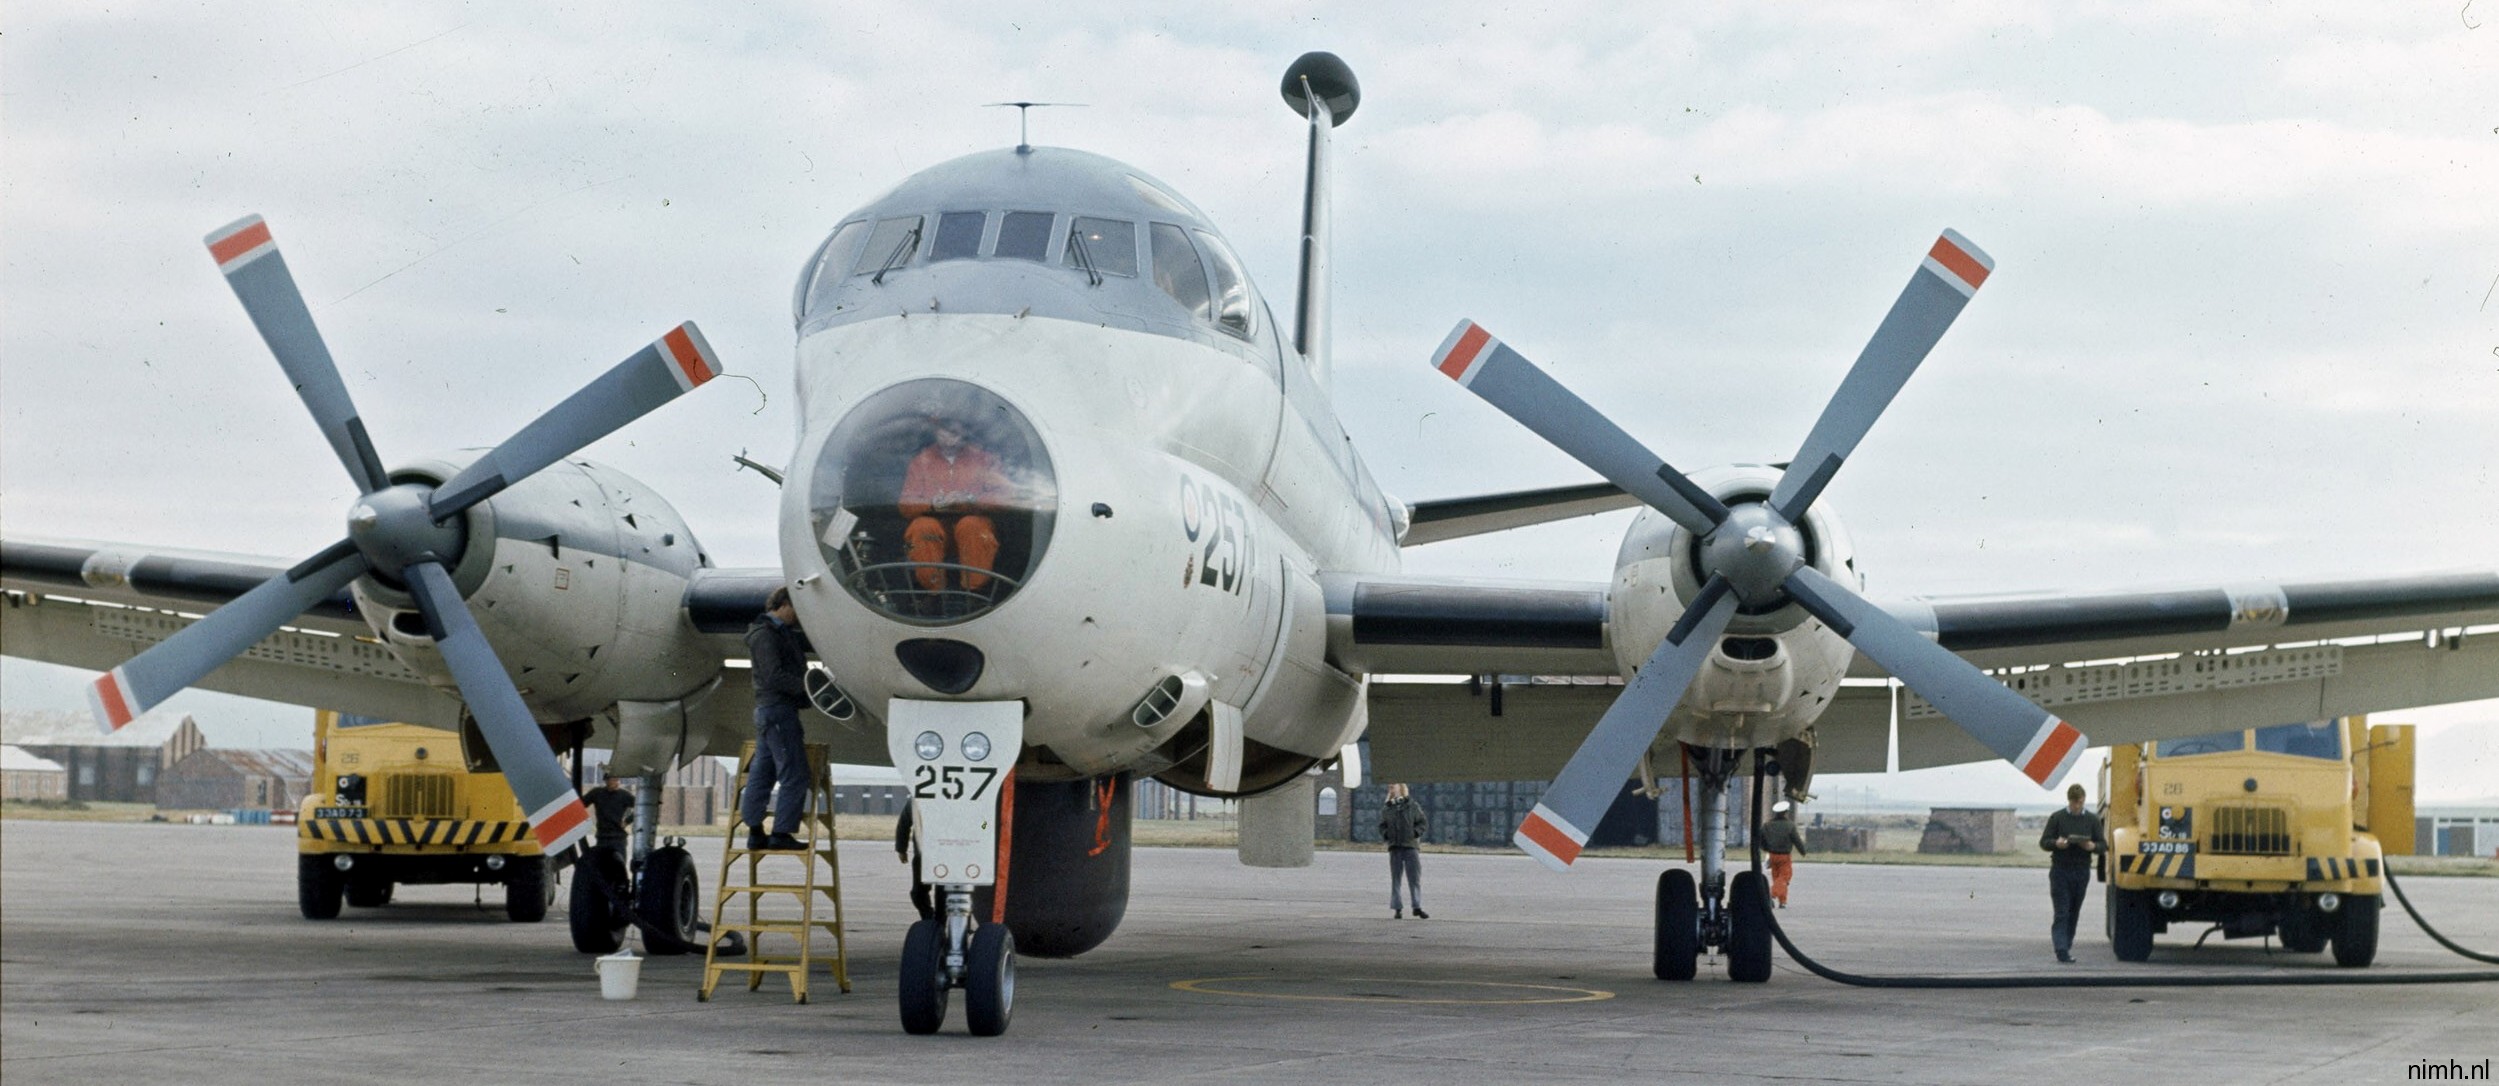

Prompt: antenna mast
[{"left": 983, "top": 101, "right": 1086, "bottom": 153}]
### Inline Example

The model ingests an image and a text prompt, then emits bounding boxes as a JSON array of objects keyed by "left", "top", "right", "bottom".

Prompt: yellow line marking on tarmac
[{"left": 1170, "top": 976, "right": 1614, "bottom": 1005}]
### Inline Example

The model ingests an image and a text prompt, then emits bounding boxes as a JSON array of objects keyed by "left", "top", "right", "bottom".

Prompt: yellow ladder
[{"left": 699, "top": 740, "right": 851, "bottom": 1003}]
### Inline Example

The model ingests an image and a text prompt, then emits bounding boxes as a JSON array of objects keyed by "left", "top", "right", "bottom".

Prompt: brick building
[
  {"left": 1, "top": 710, "right": 207, "bottom": 804},
  {"left": 157, "top": 748, "right": 316, "bottom": 812}
]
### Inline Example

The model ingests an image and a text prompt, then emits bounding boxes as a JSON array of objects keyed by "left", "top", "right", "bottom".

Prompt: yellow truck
[
  {"left": 296, "top": 709, "right": 552, "bottom": 922},
  {"left": 2101, "top": 716, "right": 2413, "bottom": 966}
]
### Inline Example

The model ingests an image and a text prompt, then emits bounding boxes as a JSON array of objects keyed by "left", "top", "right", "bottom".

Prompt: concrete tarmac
[{"left": 4, "top": 820, "right": 2493, "bottom": 1084}]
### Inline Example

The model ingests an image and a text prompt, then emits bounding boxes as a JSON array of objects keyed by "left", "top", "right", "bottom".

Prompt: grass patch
[{"left": 2, "top": 800, "right": 164, "bottom": 823}]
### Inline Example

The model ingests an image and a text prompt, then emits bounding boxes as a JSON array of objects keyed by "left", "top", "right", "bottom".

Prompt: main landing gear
[
  {"left": 1653, "top": 746, "right": 1774, "bottom": 983},
  {"left": 899, "top": 885, "right": 1016, "bottom": 1036}
]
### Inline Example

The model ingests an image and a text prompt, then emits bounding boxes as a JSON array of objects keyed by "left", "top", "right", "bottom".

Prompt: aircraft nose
[{"left": 803, "top": 378, "right": 1058, "bottom": 626}]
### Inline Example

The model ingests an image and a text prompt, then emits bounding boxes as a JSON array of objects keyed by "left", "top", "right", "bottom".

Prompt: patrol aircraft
[{"left": 5, "top": 52, "right": 2498, "bottom": 1035}]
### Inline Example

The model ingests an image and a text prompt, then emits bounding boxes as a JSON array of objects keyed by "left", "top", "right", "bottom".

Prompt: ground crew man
[
  {"left": 586, "top": 769, "right": 636, "bottom": 863},
  {"left": 741, "top": 587, "right": 810, "bottom": 851},
  {"left": 1760, "top": 800, "right": 1806, "bottom": 907},
  {"left": 1378, "top": 783, "right": 1429, "bottom": 919},
  {"left": 2040, "top": 782, "right": 2104, "bottom": 962}
]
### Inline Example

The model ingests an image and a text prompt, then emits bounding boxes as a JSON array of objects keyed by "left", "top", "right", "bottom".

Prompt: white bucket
[{"left": 595, "top": 951, "right": 642, "bottom": 1001}]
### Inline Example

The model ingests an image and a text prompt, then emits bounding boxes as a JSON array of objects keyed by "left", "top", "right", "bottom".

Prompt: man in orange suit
[{"left": 899, "top": 416, "right": 1009, "bottom": 594}]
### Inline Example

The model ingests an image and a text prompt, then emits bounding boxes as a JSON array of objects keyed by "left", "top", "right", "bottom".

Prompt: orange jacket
[{"left": 898, "top": 443, "right": 1009, "bottom": 518}]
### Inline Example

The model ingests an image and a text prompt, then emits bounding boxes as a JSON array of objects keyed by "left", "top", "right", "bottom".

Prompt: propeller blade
[
  {"left": 204, "top": 216, "right": 391, "bottom": 495},
  {"left": 89, "top": 539, "right": 367, "bottom": 732},
  {"left": 1516, "top": 575, "right": 1739, "bottom": 870},
  {"left": 1430, "top": 320, "right": 1729, "bottom": 535},
  {"left": 402, "top": 561, "right": 593, "bottom": 853},
  {"left": 1783, "top": 565, "right": 2085, "bottom": 788},
  {"left": 428, "top": 323, "right": 722, "bottom": 520},
  {"left": 1766, "top": 230, "right": 1994, "bottom": 523}
]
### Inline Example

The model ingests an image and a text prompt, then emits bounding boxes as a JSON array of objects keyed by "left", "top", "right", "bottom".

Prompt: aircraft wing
[
  {"left": 1400, "top": 482, "right": 1639, "bottom": 546},
  {"left": 1, "top": 538, "right": 460, "bottom": 725},
  {"left": 1871, "top": 569, "right": 2499, "bottom": 769}
]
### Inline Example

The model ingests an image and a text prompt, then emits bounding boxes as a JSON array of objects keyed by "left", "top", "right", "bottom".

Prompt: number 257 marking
[{"left": 912, "top": 764, "right": 997, "bottom": 801}]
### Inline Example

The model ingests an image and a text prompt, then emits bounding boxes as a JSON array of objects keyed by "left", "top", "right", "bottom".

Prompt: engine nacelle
[
  {"left": 1610, "top": 465, "right": 1859, "bottom": 749},
  {"left": 350, "top": 453, "right": 724, "bottom": 729}
]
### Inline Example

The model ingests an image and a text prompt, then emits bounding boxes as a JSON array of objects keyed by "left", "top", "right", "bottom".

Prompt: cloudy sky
[{"left": 4, "top": 3, "right": 2493, "bottom": 803}]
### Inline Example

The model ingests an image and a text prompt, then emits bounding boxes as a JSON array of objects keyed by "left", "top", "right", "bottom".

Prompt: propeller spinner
[
  {"left": 88, "top": 214, "right": 722, "bottom": 854},
  {"left": 1431, "top": 230, "right": 2087, "bottom": 871}
]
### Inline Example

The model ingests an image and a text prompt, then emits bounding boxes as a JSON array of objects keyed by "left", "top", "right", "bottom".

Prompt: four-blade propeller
[
  {"left": 89, "top": 215, "right": 722, "bottom": 855},
  {"left": 1433, "top": 230, "right": 2087, "bottom": 871}
]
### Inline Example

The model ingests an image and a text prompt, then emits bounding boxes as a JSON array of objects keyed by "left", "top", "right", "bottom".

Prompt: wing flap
[
  {"left": 1362, "top": 679, "right": 1893, "bottom": 782},
  {"left": 1401, "top": 482, "right": 1640, "bottom": 546}
]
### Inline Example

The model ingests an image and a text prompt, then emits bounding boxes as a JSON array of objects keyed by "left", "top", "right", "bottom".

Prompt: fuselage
[{"left": 775, "top": 147, "right": 1398, "bottom": 789}]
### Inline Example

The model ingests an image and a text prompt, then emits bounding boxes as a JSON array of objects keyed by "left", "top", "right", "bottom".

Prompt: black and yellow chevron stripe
[
  {"left": 2304, "top": 856, "right": 2378, "bottom": 881},
  {"left": 302, "top": 818, "right": 530, "bottom": 847}
]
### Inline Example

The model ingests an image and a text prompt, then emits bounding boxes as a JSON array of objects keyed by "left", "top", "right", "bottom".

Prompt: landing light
[
  {"left": 962, "top": 731, "right": 992, "bottom": 762},
  {"left": 914, "top": 731, "right": 946, "bottom": 761}
]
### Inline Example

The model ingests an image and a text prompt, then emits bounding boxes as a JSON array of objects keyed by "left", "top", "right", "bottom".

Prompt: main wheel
[
  {"left": 2331, "top": 894, "right": 2380, "bottom": 967},
  {"left": 899, "top": 918, "right": 950, "bottom": 1035},
  {"left": 297, "top": 855, "right": 344, "bottom": 920},
  {"left": 636, "top": 845, "right": 704, "bottom": 954},
  {"left": 2109, "top": 887, "right": 2154, "bottom": 962},
  {"left": 2276, "top": 896, "right": 2328, "bottom": 953},
  {"left": 346, "top": 874, "right": 394, "bottom": 909},
  {"left": 964, "top": 923, "right": 1016, "bottom": 1037},
  {"left": 504, "top": 855, "right": 549, "bottom": 923},
  {"left": 569, "top": 850, "right": 629, "bottom": 953},
  {"left": 1654, "top": 869, "right": 1699, "bottom": 981},
  {"left": 1727, "top": 870, "right": 1773, "bottom": 983}
]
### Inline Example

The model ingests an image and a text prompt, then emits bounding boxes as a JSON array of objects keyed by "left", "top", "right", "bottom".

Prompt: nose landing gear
[
  {"left": 1653, "top": 746, "right": 1775, "bottom": 983},
  {"left": 900, "top": 886, "right": 1017, "bottom": 1036}
]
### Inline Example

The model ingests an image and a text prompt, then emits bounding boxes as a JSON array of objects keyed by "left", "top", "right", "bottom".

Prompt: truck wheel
[
  {"left": 2109, "top": 887, "right": 2154, "bottom": 962},
  {"left": 2276, "top": 896, "right": 2328, "bottom": 953},
  {"left": 1727, "top": 870, "right": 1773, "bottom": 983},
  {"left": 635, "top": 845, "right": 704, "bottom": 955},
  {"left": 346, "top": 875, "right": 394, "bottom": 909},
  {"left": 2331, "top": 894, "right": 2380, "bottom": 967},
  {"left": 505, "top": 856, "right": 550, "bottom": 923},
  {"left": 569, "top": 850, "right": 628, "bottom": 953},
  {"left": 298, "top": 855, "right": 344, "bottom": 920},
  {"left": 1654, "top": 869, "right": 1699, "bottom": 981}
]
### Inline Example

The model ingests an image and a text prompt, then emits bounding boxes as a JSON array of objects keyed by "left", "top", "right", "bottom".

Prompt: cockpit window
[
  {"left": 1149, "top": 223, "right": 1213, "bottom": 322},
  {"left": 1063, "top": 217, "right": 1136, "bottom": 278},
  {"left": 996, "top": 212, "right": 1054, "bottom": 262},
  {"left": 2156, "top": 730, "right": 2246, "bottom": 758},
  {"left": 855, "top": 216, "right": 924, "bottom": 277},
  {"left": 931, "top": 212, "right": 986, "bottom": 262},
  {"left": 2252, "top": 720, "right": 2343, "bottom": 760},
  {"left": 800, "top": 220, "right": 870, "bottom": 319},
  {"left": 1193, "top": 229, "right": 1254, "bottom": 339}
]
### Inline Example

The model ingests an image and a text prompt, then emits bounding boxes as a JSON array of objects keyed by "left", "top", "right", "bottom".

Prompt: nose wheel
[
  {"left": 1653, "top": 747, "right": 1774, "bottom": 983},
  {"left": 900, "top": 887, "right": 1017, "bottom": 1036}
]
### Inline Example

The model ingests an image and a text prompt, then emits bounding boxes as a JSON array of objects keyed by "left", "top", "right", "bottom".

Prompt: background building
[
  {"left": 156, "top": 748, "right": 315, "bottom": 811},
  {"left": 1, "top": 710, "right": 206, "bottom": 803},
  {"left": 3, "top": 744, "right": 69, "bottom": 801}
]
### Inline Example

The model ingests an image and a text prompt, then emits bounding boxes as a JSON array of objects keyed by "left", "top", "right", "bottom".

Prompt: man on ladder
[{"left": 743, "top": 587, "right": 811, "bottom": 851}]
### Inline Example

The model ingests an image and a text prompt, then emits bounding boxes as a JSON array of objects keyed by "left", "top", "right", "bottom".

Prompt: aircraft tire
[
  {"left": 2109, "top": 887, "right": 2154, "bottom": 961},
  {"left": 2331, "top": 894, "right": 2379, "bottom": 967},
  {"left": 298, "top": 855, "right": 344, "bottom": 920},
  {"left": 569, "top": 851, "right": 628, "bottom": 953},
  {"left": 964, "top": 922, "right": 1016, "bottom": 1037},
  {"left": 635, "top": 845, "right": 703, "bottom": 954},
  {"left": 899, "top": 918, "right": 950, "bottom": 1035},
  {"left": 504, "top": 856, "right": 549, "bottom": 923},
  {"left": 346, "top": 874, "right": 394, "bottom": 909},
  {"left": 1727, "top": 870, "right": 1773, "bottom": 983},
  {"left": 1654, "top": 869, "right": 1699, "bottom": 981}
]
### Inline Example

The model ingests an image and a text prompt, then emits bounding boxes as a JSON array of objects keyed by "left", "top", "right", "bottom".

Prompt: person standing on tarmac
[
  {"left": 586, "top": 769, "right": 636, "bottom": 863},
  {"left": 2040, "top": 782, "right": 2104, "bottom": 963},
  {"left": 741, "top": 587, "right": 811, "bottom": 851},
  {"left": 1378, "top": 783, "right": 1429, "bottom": 920},
  {"left": 1759, "top": 800, "right": 1807, "bottom": 907}
]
